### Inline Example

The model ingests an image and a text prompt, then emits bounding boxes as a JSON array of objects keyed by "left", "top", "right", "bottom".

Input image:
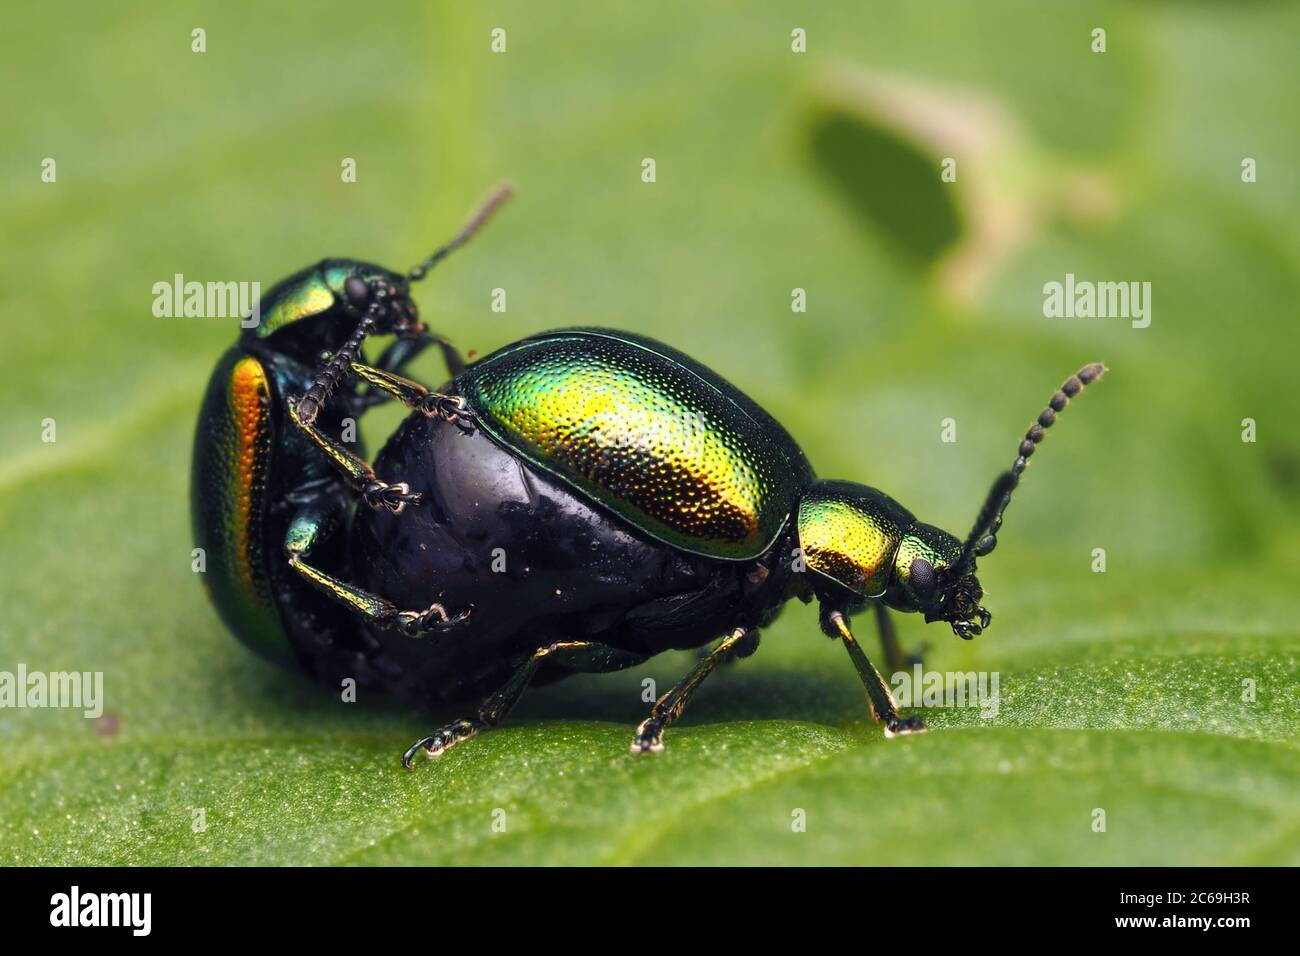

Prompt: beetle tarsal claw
[
  {"left": 883, "top": 714, "right": 927, "bottom": 738},
  {"left": 362, "top": 479, "right": 421, "bottom": 513},
  {"left": 420, "top": 393, "right": 469, "bottom": 420},
  {"left": 420, "top": 394, "right": 476, "bottom": 433},
  {"left": 402, "top": 719, "right": 480, "bottom": 769},
  {"left": 394, "top": 602, "right": 472, "bottom": 636},
  {"left": 629, "top": 718, "right": 665, "bottom": 754}
]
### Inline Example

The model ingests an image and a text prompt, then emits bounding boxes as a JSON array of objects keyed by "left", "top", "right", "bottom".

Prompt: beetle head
[
  {"left": 797, "top": 483, "right": 990, "bottom": 638},
  {"left": 308, "top": 185, "right": 515, "bottom": 353},
  {"left": 917, "top": 361, "right": 1108, "bottom": 639},
  {"left": 339, "top": 270, "right": 423, "bottom": 338},
  {"left": 329, "top": 183, "right": 516, "bottom": 351},
  {"left": 807, "top": 363, "right": 1106, "bottom": 639},
  {"left": 883, "top": 522, "right": 990, "bottom": 639}
]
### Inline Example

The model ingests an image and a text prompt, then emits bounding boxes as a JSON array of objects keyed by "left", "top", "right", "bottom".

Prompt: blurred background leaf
[{"left": 1, "top": 1, "right": 1297, "bottom": 865}]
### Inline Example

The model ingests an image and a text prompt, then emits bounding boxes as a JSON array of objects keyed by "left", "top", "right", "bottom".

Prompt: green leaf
[{"left": 2, "top": 1, "right": 1298, "bottom": 865}]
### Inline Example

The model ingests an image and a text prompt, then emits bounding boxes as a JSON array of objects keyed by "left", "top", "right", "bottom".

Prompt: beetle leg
[
  {"left": 404, "top": 641, "right": 592, "bottom": 767},
  {"left": 285, "top": 512, "right": 471, "bottom": 633},
  {"left": 349, "top": 362, "right": 475, "bottom": 432},
  {"left": 403, "top": 641, "right": 648, "bottom": 769},
  {"left": 874, "top": 602, "right": 927, "bottom": 673},
  {"left": 352, "top": 334, "right": 468, "bottom": 413},
  {"left": 287, "top": 398, "right": 422, "bottom": 512},
  {"left": 631, "top": 626, "right": 759, "bottom": 754},
  {"left": 826, "top": 608, "right": 926, "bottom": 737}
]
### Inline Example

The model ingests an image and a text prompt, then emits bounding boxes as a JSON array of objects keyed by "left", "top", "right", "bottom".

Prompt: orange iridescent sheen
[
  {"left": 227, "top": 357, "right": 273, "bottom": 602},
  {"left": 191, "top": 350, "right": 286, "bottom": 662}
]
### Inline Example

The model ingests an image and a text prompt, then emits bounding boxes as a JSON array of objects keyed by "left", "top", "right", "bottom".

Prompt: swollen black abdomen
[{"left": 349, "top": 413, "right": 763, "bottom": 702}]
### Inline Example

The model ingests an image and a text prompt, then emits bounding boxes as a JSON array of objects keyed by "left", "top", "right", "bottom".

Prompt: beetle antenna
[
  {"left": 295, "top": 295, "right": 391, "bottom": 424},
  {"left": 953, "top": 362, "right": 1106, "bottom": 577},
  {"left": 408, "top": 183, "right": 515, "bottom": 282}
]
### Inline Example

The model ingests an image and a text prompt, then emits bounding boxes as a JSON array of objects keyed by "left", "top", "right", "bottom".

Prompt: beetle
[
  {"left": 190, "top": 187, "right": 512, "bottom": 682},
  {"left": 191, "top": 187, "right": 1105, "bottom": 768}
]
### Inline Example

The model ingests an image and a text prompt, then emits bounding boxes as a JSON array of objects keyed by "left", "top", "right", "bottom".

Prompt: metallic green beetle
[
  {"left": 192, "top": 187, "right": 1106, "bottom": 764},
  {"left": 191, "top": 189, "right": 512, "bottom": 681}
]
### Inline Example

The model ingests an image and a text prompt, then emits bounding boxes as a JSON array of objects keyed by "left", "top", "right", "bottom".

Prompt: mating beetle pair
[{"left": 191, "top": 186, "right": 1104, "bottom": 768}]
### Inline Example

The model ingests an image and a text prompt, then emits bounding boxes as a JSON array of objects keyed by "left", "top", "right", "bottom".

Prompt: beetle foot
[
  {"left": 419, "top": 394, "right": 475, "bottom": 432},
  {"left": 883, "top": 714, "right": 927, "bottom": 738},
  {"left": 629, "top": 717, "right": 666, "bottom": 754},
  {"left": 361, "top": 479, "right": 421, "bottom": 513},
  {"left": 393, "top": 602, "right": 472, "bottom": 637},
  {"left": 402, "top": 718, "right": 481, "bottom": 769}
]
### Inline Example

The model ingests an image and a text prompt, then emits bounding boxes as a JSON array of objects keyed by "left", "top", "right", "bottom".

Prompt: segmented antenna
[
  {"left": 408, "top": 183, "right": 514, "bottom": 282},
  {"left": 295, "top": 290, "right": 390, "bottom": 425},
  {"left": 953, "top": 362, "right": 1106, "bottom": 578}
]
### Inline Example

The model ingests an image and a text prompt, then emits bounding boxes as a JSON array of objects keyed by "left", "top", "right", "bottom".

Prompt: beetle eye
[
  {"left": 909, "top": 557, "right": 936, "bottom": 595},
  {"left": 343, "top": 276, "right": 370, "bottom": 308}
]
